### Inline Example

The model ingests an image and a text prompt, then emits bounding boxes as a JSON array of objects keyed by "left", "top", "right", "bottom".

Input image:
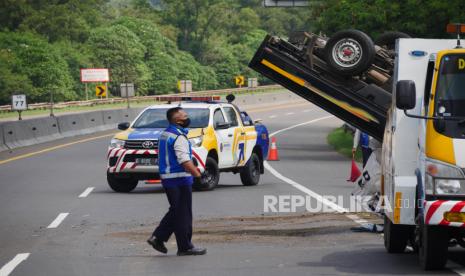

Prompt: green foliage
[
  {"left": 1, "top": 0, "right": 464, "bottom": 104},
  {"left": 0, "top": 31, "right": 75, "bottom": 104}
]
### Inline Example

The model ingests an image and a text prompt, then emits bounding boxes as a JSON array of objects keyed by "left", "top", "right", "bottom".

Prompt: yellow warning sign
[
  {"left": 235, "top": 76, "right": 245, "bottom": 86},
  {"left": 96, "top": 85, "right": 106, "bottom": 97}
]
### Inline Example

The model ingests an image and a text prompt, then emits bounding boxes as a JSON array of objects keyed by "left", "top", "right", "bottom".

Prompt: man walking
[{"left": 147, "top": 107, "right": 207, "bottom": 256}]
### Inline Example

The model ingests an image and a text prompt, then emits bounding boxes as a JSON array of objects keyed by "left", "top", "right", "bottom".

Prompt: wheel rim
[
  {"left": 332, "top": 38, "right": 363, "bottom": 68},
  {"left": 202, "top": 166, "right": 216, "bottom": 186}
]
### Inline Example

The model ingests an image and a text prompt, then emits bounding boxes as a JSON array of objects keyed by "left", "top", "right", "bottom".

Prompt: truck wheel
[
  {"left": 193, "top": 157, "right": 219, "bottom": 191},
  {"left": 240, "top": 153, "right": 261, "bottom": 186},
  {"left": 384, "top": 215, "right": 410, "bottom": 253},
  {"left": 107, "top": 173, "right": 138, "bottom": 193},
  {"left": 324, "top": 29, "right": 375, "bottom": 76},
  {"left": 418, "top": 219, "right": 449, "bottom": 270},
  {"left": 375, "top": 31, "right": 411, "bottom": 50}
]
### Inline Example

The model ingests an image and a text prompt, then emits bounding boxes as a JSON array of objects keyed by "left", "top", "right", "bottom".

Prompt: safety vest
[
  {"left": 158, "top": 124, "right": 192, "bottom": 180},
  {"left": 360, "top": 132, "right": 370, "bottom": 148}
]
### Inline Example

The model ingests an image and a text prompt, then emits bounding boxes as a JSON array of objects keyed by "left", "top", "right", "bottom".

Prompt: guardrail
[{"left": 0, "top": 85, "right": 282, "bottom": 112}]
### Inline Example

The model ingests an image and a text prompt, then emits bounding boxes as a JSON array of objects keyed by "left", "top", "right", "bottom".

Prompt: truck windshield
[
  {"left": 435, "top": 54, "right": 465, "bottom": 117},
  {"left": 132, "top": 108, "right": 210, "bottom": 129}
]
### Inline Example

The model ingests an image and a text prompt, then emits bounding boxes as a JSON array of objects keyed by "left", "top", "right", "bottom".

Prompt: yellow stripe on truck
[
  {"left": 425, "top": 50, "right": 456, "bottom": 165},
  {"left": 261, "top": 59, "right": 379, "bottom": 124}
]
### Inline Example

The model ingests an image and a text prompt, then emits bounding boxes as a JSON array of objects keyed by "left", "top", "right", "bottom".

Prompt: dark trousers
[
  {"left": 362, "top": 147, "right": 373, "bottom": 168},
  {"left": 153, "top": 185, "right": 193, "bottom": 251}
]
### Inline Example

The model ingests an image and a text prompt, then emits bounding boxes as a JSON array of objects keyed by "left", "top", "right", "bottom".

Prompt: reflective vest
[
  {"left": 158, "top": 124, "right": 192, "bottom": 181},
  {"left": 360, "top": 132, "right": 370, "bottom": 148}
]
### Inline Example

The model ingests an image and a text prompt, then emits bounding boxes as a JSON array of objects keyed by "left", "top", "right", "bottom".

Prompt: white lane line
[
  {"left": 269, "top": 116, "right": 333, "bottom": 137},
  {"left": 269, "top": 115, "right": 277, "bottom": 119},
  {"left": 78, "top": 187, "right": 94, "bottom": 198},
  {"left": 449, "top": 262, "right": 465, "bottom": 276},
  {"left": 285, "top": 112, "right": 294, "bottom": 115},
  {"left": 47, "top": 213, "right": 69, "bottom": 229},
  {"left": 265, "top": 161, "right": 347, "bottom": 213},
  {"left": 265, "top": 115, "right": 372, "bottom": 226},
  {"left": 303, "top": 109, "right": 312, "bottom": 113},
  {"left": 0, "top": 253, "right": 30, "bottom": 276}
]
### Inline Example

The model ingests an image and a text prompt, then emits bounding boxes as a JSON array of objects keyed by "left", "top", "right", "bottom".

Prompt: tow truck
[{"left": 249, "top": 24, "right": 465, "bottom": 270}]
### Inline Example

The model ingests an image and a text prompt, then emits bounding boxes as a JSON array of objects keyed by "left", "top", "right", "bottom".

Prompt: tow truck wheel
[
  {"left": 107, "top": 173, "right": 138, "bottom": 193},
  {"left": 240, "top": 152, "right": 261, "bottom": 186},
  {"left": 384, "top": 215, "right": 410, "bottom": 253},
  {"left": 193, "top": 157, "right": 219, "bottom": 191},
  {"left": 418, "top": 220, "right": 449, "bottom": 270},
  {"left": 324, "top": 29, "right": 375, "bottom": 76}
]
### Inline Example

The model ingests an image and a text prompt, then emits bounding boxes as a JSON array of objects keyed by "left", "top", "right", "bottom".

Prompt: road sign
[
  {"left": 263, "top": 0, "right": 309, "bottom": 6},
  {"left": 81, "top": 69, "right": 110, "bottom": 83},
  {"left": 235, "top": 76, "right": 245, "bottom": 86},
  {"left": 177, "top": 80, "right": 192, "bottom": 93},
  {"left": 120, "top": 83, "right": 135, "bottom": 97},
  {"left": 96, "top": 85, "right": 107, "bottom": 97},
  {"left": 248, "top": 78, "right": 258, "bottom": 88},
  {"left": 11, "top": 94, "right": 27, "bottom": 111}
]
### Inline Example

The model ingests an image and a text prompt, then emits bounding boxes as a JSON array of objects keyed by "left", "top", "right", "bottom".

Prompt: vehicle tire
[
  {"left": 375, "top": 31, "right": 411, "bottom": 50},
  {"left": 193, "top": 157, "right": 219, "bottom": 191},
  {"left": 324, "top": 29, "right": 375, "bottom": 76},
  {"left": 418, "top": 218, "right": 449, "bottom": 270},
  {"left": 240, "top": 152, "right": 261, "bottom": 186},
  {"left": 384, "top": 215, "right": 410, "bottom": 253},
  {"left": 107, "top": 173, "right": 138, "bottom": 193}
]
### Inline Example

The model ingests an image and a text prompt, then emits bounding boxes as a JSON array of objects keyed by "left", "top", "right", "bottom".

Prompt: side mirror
[
  {"left": 215, "top": 122, "right": 230, "bottom": 129},
  {"left": 254, "top": 119, "right": 263, "bottom": 124},
  {"left": 396, "top": 80, "right": 416, "bottom": 110},
  {"left": 118, "top": 122, "right": 130, "bottom": 130}
]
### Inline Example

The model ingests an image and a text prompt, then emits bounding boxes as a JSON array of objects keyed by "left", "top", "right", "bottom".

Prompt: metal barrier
[{"left": 0, "top": 123, "right": 7, "bottom": 152}]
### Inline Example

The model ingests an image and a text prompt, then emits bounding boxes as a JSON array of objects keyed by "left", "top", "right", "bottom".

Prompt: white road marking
[
  {"left": 0, "top": 253, "right": 30, "bottom": 276},
  {"left": 267, "top": 115, "right": 465, "bottom": 272},
  {"left": 265, "top": 162, "right": 346, "bottom": 213},
  {"left": 78, "top": 187, "right": 94, "bottom": 198},
  {"left": 47, "top": 213, "right": 69, "bottom": 229},
  {"left": 269, "top": 115, "right": 277, "bottom": 119},
  {"left": 303, "top": 109, "right": 312, "bottom": 113},
  {"left": 449, "top": 262, "right": 465, "bottom": 276},
  {"left": 286, "top": 112, "right": 294, "bottom": 115},
  {"left": 265, "top": 116, "right": 374, "bottom": 226}
]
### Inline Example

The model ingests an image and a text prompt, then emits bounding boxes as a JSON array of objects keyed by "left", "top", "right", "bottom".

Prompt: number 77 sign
[{"left": 11, "top": 94, "right": 27, "bottom": 111}]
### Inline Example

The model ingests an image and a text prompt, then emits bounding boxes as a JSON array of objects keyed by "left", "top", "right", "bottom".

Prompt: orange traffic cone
[
  {"left": 267, "top": 137, "right": 279, "bottom": 161},
  {"left": 347, "top": 154, "right": 361, "bottom": 182}
]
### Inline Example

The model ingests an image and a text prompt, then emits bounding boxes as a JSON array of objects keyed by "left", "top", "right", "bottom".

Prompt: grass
[
  {"left": 327, "top": 126, "right": 362, "bottom": 162},
  {"left": 0, "top": 88, "right": 286, "bottom": 120}
]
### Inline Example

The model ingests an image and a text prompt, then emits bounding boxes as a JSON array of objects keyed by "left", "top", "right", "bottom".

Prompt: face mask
[{"left": 179, "top": 118, "right": 190, "bottom": 128}]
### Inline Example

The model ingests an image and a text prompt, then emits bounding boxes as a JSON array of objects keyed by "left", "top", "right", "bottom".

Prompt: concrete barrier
[
  {"left": 58, "top": 111, "right": 106, "bottom": 138},
  {"left": 0, "top": 91, "right": 301, "bottom": 152},
  {"left": 0, "top": 123, "right": 7, "bottom": 152},
  {"left": 2, "top": 117, "right": 61, "bottom": 149}
]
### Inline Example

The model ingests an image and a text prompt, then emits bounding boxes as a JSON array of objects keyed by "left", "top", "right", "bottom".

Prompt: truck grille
[{"left": 124, "top": 140, "right": 158, "bottom": 150}]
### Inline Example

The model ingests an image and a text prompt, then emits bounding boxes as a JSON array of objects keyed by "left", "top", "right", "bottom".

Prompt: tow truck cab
[{"left": 384, "top": 32, "right": 465, "bottom": 269}]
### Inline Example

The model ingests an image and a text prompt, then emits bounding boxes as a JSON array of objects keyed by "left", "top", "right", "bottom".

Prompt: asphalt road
[{"left": 0, "top": 98, "right": 464, "bottom": 276}]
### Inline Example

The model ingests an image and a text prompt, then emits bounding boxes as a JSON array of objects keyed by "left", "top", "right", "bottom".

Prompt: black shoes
[
  {"left": 177, "top": 247, "right": 207, "bottom": 256},
  {"left": 147, "top": 236, "right": 168, "bottom": 254}
]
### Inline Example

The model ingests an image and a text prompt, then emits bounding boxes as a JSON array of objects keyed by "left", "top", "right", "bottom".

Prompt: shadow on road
[{"left": 297, "top": 247, "right": 463, "bottom": 275}]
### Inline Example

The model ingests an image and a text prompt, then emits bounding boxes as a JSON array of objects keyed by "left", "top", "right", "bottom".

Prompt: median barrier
[
  {"left": 0, "top": 123, "right": 7, "bottom": 152},
  {"left": 2, "top": 117, "right": 61, "bottom": 149},
  {"left": 58, "top": 111, "right": 106, "bottom": 138}
]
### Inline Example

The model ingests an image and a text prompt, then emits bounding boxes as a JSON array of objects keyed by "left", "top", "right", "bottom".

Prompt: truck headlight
[
  {"left": 425, "top": 158, "right": 465, "bottom": 195},
  {"left": 189, "top": 136, "right": 203, "bottom": 147},
  {"left": 110, "top": 138, "right": 125, "bottom": 149}
]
